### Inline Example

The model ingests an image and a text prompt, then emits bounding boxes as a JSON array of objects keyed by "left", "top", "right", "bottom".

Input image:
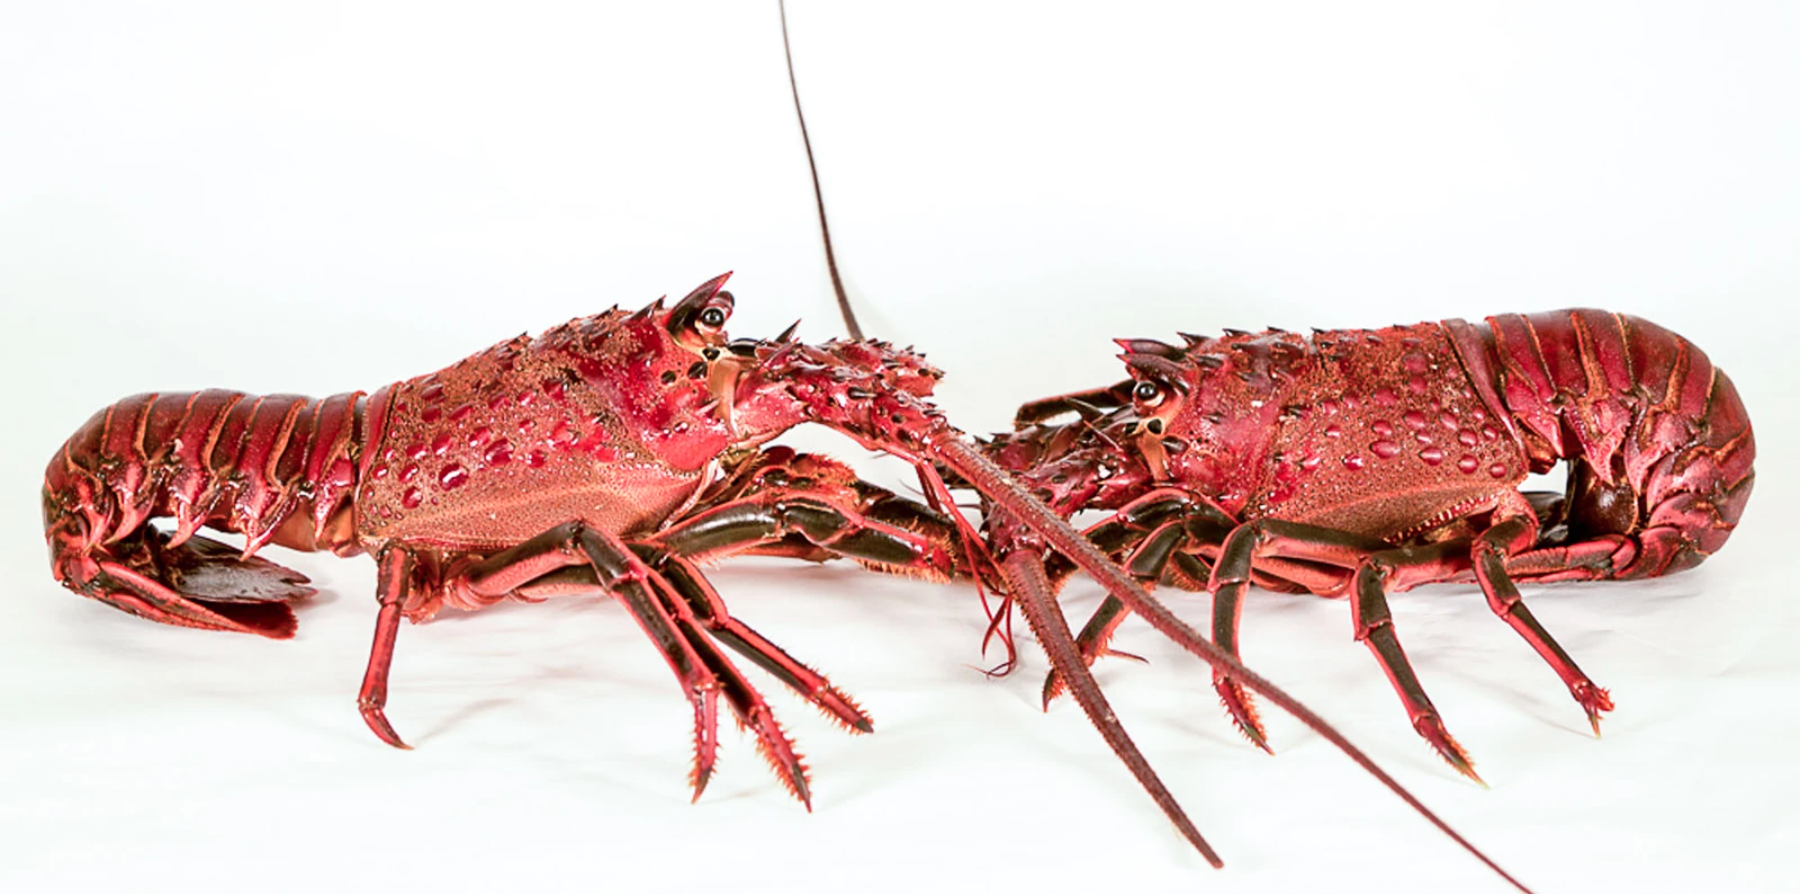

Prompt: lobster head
[
  {"left": 626, "top": 273, "right": 951, "bottom": 461},
  {"left": 1112, "top": 329, "right": 1308, "bottom": 515}
]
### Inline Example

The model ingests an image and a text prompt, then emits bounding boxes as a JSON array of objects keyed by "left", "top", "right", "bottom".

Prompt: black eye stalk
[
  {"left": 666, "top": 275, "right": 737, "bottom": 348},
  {"left": 1133, "top": 380, "right": 1162, "bottom": 405}
]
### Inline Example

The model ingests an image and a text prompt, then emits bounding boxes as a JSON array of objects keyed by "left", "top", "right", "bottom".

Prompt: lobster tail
[
  {"left": 1449, "top": 310, "right": 1755, "bottom": 577},
  {"left": 42, "top": 390, "right": 367, "bottom": 636}
]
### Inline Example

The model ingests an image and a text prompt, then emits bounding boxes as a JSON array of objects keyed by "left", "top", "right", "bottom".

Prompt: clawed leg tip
[
  {"left": 1413, "top": 717, "right": 1483, "bottom": 785},
  {"left": 1581, "top": 688, "right": 1613, "bottom": 738},
  {"left": 361, "top": 712, "right": 411, "bottom": 750},
  {"left": 1216, "top": 681, "right": 1270, "bottom": 753},
  {"left": 1465, "top": 768, "right": 1491, "bottom": 789},
  {"left": 1231, "top": 718, "right": 1273, "bottom": 754},
  {"left": 1446, "top": 754, "right": 1487, "bottom": 788}
]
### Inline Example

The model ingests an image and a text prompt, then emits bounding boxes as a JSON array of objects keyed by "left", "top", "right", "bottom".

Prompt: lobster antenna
[{"left": 779, "top": 0, "right": 864, "bottom": 340}]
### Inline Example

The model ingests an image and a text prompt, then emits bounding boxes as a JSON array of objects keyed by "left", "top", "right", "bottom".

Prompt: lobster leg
[
  {"left": 1473, "top": 516, "right": 1615, "bottom": 734},
  {"left": 630, "top": 555, "right": 816, "bottom": 805},
  {"left": 1199, "top": 573, "right": 1271, "bottom": 754},
  {"left": 1206, "top": 521, "right": 1486, "bottom": 781},
  {"left": 1348, "top": 545, "right": 1486, "bottom": 784},
  {"left": 931, "top": 438, "right": 1531, "bottom": 891},
  {"left": 650, "top": 552, "right": 871, "bottom": 734},
  {"left": 664, "top": 446, "right": 959, "bottom": 575},
  {"left": 357, "top": 546, "right": 414, "bottom": 749},
  {"left": 1032, "top": 494, "right": 1217, "bottom": 706},
  {"left": 350, "top": 461, "right": 957, "bottom": 792},
  {"left": 450, "top": 521, "right": 818, "bottom": 804},
  {"left": 1040, "top": 496, "right": 1319, "bottom": 740},
  {"left": 1033, "top": 512, "right": 1215, "bottom": 707},
  {"left": 647, "top": 480, "right": 955, "bottom": 579}
]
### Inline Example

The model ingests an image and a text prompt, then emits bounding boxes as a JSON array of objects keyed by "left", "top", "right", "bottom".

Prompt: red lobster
[
  {"left": 38, "top": 275, "right": 1527, "bottom": 884},
  {"left": 974, "top": 310, "right": 1754, "bottom": 780},
  {"left": 38, "top": 277, "right": 1005, "bottom": 799}
]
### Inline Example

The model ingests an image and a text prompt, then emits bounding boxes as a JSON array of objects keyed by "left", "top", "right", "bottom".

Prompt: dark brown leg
[
  {"left": 648, "top": 492, "right": 955, "bottom": 578},
  {"left": 1208, "top": 573, "right": 1270, "bottom": 753},
  {"left": 1349, "top": 547, "right": 1483, "bottom": 784},
  {"left": 929, "top": 437, "right": 1530, "bottom": 891},
  {"left": 654, "top": 552, "right": 871, "bottom": 733},
  {"left": 1207, "top": 521, "right": 1487, "bottom": 781},
  {"left": 445, "top": 485, "right": 947, "bottom": 804},
  {"left": 629, "top": 552, "right": 813, "bottom": 805},
  {"left": 1474, "top": 517, "right": 1615, "bottom": 733},
  {"left": 1039, "top": 494, "right": 1235, "bottom": 705},
  {"left": 454, "top": 521, "right": 807, "bottom": 802}
]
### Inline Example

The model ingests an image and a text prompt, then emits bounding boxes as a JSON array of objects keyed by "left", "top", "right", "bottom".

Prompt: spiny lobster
[
  {"left": 970, "top": 311, "right": 1754, "bottom": 782},
  {"left": 773, "top": 0, "right": 1757, "bottom": 813},
  {"left": 38, "top": 275, "right": 1525, "bottom": 886}
]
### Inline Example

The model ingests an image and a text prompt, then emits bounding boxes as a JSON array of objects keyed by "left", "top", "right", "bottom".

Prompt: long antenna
[{"left": 779, "top": 0, "right": 863, "bottom": 340}]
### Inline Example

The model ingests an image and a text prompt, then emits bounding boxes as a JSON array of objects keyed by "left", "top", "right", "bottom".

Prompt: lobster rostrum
[{"left": 977, "top": 310, "right": 1755, "bottom": 782}]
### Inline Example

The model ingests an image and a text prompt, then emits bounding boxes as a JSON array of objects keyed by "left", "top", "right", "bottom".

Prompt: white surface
[{"left": 0, "top": 3, "right": 1797, "bottom": 893}]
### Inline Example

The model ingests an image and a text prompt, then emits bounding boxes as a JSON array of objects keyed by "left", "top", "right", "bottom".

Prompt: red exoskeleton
[
  {"left": 771, "top": 2, "right": 1740, "bottom": 799},
  {"left": 969, "top": 311, "right": 1754, "bottom": 782},
  {"left": 39, "top": 274, "right": 1528, "bottom": 886}
]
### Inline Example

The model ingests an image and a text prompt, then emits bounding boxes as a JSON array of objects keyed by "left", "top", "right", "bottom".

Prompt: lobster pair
[
  {"left": 42, "top": 273, "right": 1753, "bottom": 891},
  {"left": 46, "top": 275, "right": 1538, "bottom": 883}
]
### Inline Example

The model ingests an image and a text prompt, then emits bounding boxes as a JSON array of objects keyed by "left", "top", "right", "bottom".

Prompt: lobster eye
[
  {"left": 689, "top": 292, "right": 733, "bottom": 338},
  {"left": 1132, "top": 381, "right": 1162, "bottom": 405}
]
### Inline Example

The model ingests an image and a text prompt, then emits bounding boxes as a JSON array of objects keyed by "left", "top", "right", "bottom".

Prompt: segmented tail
[
  {"left": 43, "top": 390, "right": 366, "bottom": 636},
  {"left": 1449, "top": 310, "right": 1755, "bottom": 577}
]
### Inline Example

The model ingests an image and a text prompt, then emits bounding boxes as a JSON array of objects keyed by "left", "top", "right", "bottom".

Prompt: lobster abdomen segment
[
  {"left": 1448, "top": 311, "right": 1755, "bottom": 575},
  {"left": 45, "top": 389, "right": 366, "bottom": 556},
  {"left": 42, "top": 389, "right": 366, "bottom": 636}
]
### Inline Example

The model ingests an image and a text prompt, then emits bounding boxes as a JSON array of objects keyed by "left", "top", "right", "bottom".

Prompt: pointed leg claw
[
  {"left": 1413, "top": 715, "right": 1484, "bottom": 786},
  {"left": 1574, "top": 682, "right": 1614, "bottom": 737},
  {"left": 359, "top": 703, "right": 412, "bottom": 750},
  {"left": 1214, "top": 676, "right": 1272, "bottom": 754}
]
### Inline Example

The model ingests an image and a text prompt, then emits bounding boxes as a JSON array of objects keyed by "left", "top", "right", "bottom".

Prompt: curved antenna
[{"left": 778, "top": 0, "right": 864, "bottom": 340}]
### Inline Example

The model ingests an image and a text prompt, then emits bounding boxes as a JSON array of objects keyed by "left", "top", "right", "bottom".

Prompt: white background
[{"left": 0, "top": 2, "right": 1796, "bottom": 893}]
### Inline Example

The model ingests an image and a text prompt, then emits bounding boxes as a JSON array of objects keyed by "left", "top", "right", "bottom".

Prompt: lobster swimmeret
[
  {"left": 977, "top": 309, "right": 1753, "bottom": 779},
  {"left": 38, "top": 276, "right": 1531, "bottom": 887}
]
